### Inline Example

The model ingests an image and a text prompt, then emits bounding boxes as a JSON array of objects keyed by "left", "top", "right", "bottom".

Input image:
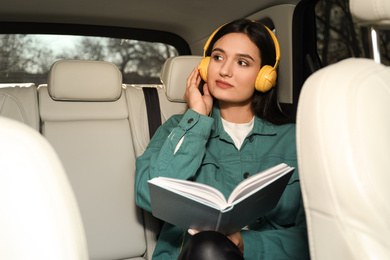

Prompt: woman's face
[{"left": 207, "top": 32, "right": 262, "bottom": 107}]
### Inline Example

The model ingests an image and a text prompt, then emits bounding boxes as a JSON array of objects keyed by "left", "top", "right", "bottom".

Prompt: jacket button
[
  {"left": 249, "top": 135, "right": 254, "bottom": 142},
  {"left": 187, "top": 118, "right": 194, "bottom": 124},
  {"left": 243, "top": 172, "right": 250, "bottom": 179}
]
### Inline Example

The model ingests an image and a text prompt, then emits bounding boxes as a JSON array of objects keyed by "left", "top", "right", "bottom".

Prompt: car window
[
  {"left": 315, "top": 0, "right": 390, "bottom": 66},
  {"left": 0, "top": 34, "right": 178, "bottom": 85}
]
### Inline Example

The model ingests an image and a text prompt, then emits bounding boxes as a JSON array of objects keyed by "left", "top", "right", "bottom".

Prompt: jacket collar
[{"left": 210, "top": 104, "right": 277, "bottom": 139}]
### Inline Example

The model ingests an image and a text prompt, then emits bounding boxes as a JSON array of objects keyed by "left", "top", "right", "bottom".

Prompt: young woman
[{"left": 135, "top": 19, "right": 309, "bottom": 259}]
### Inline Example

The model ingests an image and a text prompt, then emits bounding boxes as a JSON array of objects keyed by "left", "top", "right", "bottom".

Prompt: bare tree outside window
[
  {"left": 0, "top": 35, "right": 55, "bottom": 83},
  {"left": 316, "top": 0, "right": 390, "bottom": 66},
  {"left": 0, "top": 34, "right": 178, "bottom": 85}
]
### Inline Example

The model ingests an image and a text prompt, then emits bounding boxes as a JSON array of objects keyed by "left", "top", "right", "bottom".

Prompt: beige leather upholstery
[
  {"left": 1, "top": 57, "right": 203, "bottom": 259},
  {"left": 350, "top": 0, "right": 390, "bottom": 28},
  {"left": 0, "top": 85, "right": 39, "bottom": 130},
  {"left": 48, "top": 60, "right": 122, "bottom": 101},
  {"left": 127, "top": 55, "right": 201, "bottom": 157},
  {"left": 126, "top": 85, "right": 164, "bottom": 158},
  {"left": 160, "top": 55, "right": 202, "bottom": 102},
  {"left": 296, "top": 58, "right": 390, "bottom": 259},
  {"left": 0, "top": 116, "right": 88, "bottom": 260},
  {"left": 39, "top": 60, "right": 146, "bottom": 260}
]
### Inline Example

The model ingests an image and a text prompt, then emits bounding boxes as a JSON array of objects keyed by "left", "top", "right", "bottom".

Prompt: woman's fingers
[
  {"left": 186, "top": 67, "right": 200, "bottom": 89},
  {"left": 187, "top": 229, "right": 199, "bottom": 236},
  {"left": 184, "top": 67, "right": 213, "bottom": 116},
  {"left": 202, "top": 83, "right": 213, "bottom": 115},
  {"left": 227, "top": 232, "right": 244, "bottom": 254}
]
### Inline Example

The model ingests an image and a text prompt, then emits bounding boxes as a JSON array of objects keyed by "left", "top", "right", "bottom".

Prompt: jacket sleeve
[
  {"left": 134, "top": 109, "right": 214, "bottom": 212},
  {"left": 241, "top": 190, "right": 310, "bottom": 260}
]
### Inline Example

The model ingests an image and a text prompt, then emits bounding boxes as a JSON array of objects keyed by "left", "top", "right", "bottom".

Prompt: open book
[{"left": 147, "top": 163, "right": 294, "bottom": 235}]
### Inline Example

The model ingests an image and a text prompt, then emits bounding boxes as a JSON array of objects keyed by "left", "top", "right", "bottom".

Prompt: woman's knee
[{"left": 178, "top": 231, "right": 244, "bottom": 260}]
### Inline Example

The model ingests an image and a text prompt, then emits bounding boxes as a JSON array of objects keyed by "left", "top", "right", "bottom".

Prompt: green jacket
[{"left": 135, "top": 106, "right": 309, "bottom": 259}]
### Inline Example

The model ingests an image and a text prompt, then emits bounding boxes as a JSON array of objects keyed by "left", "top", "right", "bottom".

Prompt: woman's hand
[
  {"left": 188, "top": 229, "right": 244, "bottom": 254},
  {"left": 227, "top": 231, "right": 244, "bottom": 254},
  {"left": 183, "top": 67, "right": 213, "bottom": 116}
]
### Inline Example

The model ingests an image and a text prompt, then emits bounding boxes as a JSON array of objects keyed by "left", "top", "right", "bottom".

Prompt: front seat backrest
[{"left": 296, "top": 58, "right": 390, "bottom": 259}]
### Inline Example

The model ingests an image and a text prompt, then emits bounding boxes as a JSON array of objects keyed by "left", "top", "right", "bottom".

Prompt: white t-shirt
[{"left": 221, "top": 116, "right": 254, "bottom": 150}]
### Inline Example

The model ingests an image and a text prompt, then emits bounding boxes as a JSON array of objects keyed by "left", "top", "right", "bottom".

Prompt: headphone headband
[{"left": 263, "top": 26, "right": 280, "bottom": 69}]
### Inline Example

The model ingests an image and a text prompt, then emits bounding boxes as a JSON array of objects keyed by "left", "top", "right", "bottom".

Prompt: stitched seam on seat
[
  {"left": 371, "top": 0, "right": 386, "bottom": 19},
  {"left": 0, "top": 93, "right": 30, "bottom": 126},
  {"left": 49, "top": 61, "right": 58, "bottom": 99},
  {"left": 0, "top": 95, "right": 5, "bottom": 112}
]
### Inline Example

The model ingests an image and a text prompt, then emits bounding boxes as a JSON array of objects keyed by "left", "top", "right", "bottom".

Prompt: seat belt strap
[{"left": 142, "top": 87, "right": 162, "bottom": 139}]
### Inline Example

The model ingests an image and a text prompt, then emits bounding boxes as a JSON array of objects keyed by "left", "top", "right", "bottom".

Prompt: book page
[
  {"left": 227, "top": 163, "right": 293, "bottom": 205},
  {"left": 148, "top": 177, "right": 228, "bottom": 209}
]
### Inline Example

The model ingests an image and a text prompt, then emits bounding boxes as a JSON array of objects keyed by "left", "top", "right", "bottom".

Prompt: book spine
[
  {"left": 215, "top": 211, "right": 223, "bottom": 231},
  {"left": 216, "top": 206, "right": 235, "bottom": 235}
]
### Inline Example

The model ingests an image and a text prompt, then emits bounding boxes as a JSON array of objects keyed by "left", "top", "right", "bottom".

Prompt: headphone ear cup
[
  {"left": 198, "top": 57, "right": 210, "bottom": 82},
  {"left": 255, "top": 65, "right": 277, "bottom": 92}
]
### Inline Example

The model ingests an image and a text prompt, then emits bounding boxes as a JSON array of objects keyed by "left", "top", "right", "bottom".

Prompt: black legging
[{"left": 178, "top": 231, "right": 244, "bottom": 260}]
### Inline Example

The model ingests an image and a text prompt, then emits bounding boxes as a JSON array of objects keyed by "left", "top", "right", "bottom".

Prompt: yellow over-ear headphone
[{"left": 198, "top": 21, "right": 280, "bottom": 93}]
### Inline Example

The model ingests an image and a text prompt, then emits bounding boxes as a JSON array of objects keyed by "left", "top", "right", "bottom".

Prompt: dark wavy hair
[{"left": 205, "top": 19, "right": 293, "bottom": 125}]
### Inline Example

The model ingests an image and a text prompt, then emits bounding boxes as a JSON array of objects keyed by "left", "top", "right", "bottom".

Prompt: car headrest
[
  {"left": 160, "top": 56, "right": 202, "bottom": 102},
  {"left": 350, "top": 0, "right": 390, "bottom": 28},
  {"left": 48, "top": 60, "right": 122, "bottom": 101}
]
